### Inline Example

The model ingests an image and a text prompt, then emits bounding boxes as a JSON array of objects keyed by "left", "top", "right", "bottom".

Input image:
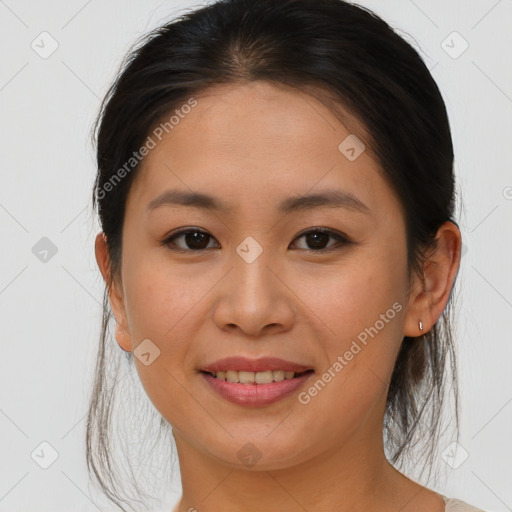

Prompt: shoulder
[{"left": 440, "top": 494, "right": 487, "bottom": 512}]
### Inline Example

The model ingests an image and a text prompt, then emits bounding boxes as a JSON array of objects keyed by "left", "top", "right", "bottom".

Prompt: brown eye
[
  {"left": 290, "top": 229, "right": 349, "bottom": 251},
  {"left": 163, "top": 229, "right": 219, "bottom": 251}
]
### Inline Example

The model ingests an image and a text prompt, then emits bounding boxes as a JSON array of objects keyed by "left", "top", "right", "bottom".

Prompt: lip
[
  {"left": 201, "top": 370, "right": 314, "bottom": 407},
  {"left": 200, "top": 356, "right": 313, "bottom": 373}
]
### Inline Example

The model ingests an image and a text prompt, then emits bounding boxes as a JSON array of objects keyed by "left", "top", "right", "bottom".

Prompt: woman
[{"left": 88, "top": 0, "right": 485, "bottom": 510}]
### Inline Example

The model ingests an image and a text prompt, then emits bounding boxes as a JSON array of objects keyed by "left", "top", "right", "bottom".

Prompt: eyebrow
[{"left": 147, "top": 188, "right": 370, "bottom": 215}]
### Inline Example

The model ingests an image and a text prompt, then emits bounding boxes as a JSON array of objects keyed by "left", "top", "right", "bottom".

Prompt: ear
[
  {"left": 404, "top": 221, "right": 462, "bottom": 337},
  {"left": 94, "top": 232, "right": 133, "bottom": 352}
]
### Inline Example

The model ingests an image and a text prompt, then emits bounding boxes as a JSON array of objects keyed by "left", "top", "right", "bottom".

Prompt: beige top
[
  {"left": 170, "top": 494, "right": 486, "bottom": 511},
  {"left": 441, "top": 494, "right": 487, "bottom": 511}
]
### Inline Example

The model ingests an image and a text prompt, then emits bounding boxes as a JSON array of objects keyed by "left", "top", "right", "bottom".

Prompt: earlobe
[
  {"left": 404, "top": 284, "right": 433, "bottom": 337},
  {"left": 115, "top": 322, "right": 133, "bottom": 353}
]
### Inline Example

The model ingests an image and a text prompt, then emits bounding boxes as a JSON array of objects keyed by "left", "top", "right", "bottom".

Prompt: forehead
[
  {"left": 167, "top": 81, "right": 373, "bottom": 156},
  {"left": 126, "top": 81, "right": 398, "bottom": 220}
]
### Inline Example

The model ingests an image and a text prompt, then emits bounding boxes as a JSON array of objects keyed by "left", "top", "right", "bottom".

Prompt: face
[{"left": 100, "top": 81, "right": 422, "bottom": 470}]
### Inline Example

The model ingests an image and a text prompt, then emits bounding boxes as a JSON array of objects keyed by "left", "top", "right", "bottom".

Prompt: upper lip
[{"left": 200, "top": 356, "right": 313, "bottom": 373}]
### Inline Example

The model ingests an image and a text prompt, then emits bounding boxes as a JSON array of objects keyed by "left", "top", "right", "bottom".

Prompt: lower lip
[{"left": 200, "top": 371, "right": 314, "bottom": 407}]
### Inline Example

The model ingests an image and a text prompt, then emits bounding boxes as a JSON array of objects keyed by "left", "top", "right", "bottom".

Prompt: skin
[{"left": 95, "top": 81, "right": 461, "bottom": 512}]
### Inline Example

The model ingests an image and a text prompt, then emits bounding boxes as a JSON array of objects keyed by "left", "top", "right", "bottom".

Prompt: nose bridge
[{"left": 232, "top": 234, "right": 277, "bottom": 302}]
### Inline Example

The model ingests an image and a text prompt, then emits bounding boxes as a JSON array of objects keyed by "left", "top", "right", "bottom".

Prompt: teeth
[
  {"left": 226, "top": 371, "right": 238, "bottom": 383},
  {"left": 240, "top": 371, "right": 256, "bottom": 384},
  {"left": 210, "top": 369, "right": 301, "bottom": 383},
  {"left": 255, "top": 371, "right": 273, "bottom": 384},
  {"left": 273, "top": 370, "right": 285, "bottom": 381}
]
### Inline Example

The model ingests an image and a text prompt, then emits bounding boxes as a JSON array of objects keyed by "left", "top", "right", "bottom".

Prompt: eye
[
  {"left": 162, "top": 228, "right": 219, "bottom": 252},
  {"left": 290, "top": 228, "right": 350, "bottom": 252},
  {"left": 162, "top": 227, "right": 350, "bottom": 252}
]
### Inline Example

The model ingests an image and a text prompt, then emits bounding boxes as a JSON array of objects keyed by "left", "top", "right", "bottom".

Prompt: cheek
[
  {"left": 296, "top": 267, "right": 406, "bottom": 442},
  {"left": 296, "top": 259, "right": 402, "bottom": 333},
  {"left": 122, "top": 252, "right": 206, "bottom": 341},
  {"left": 298, "top": 253, "right": 408, "bottom": 386},
  {"left": 121, "top": 262, "right": 205, "bottom": 420}
]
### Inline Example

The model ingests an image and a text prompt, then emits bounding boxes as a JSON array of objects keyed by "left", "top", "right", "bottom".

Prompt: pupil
[
  {"left": 186, "top": 231, "right": 208, "bottom": 249},
  {"left": 306, "top": 232, "right": 328, "bottom": 249}
]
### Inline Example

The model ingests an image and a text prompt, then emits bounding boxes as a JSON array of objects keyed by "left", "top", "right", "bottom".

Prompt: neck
[{"left": 170, "top": 421, "right": 432, "bottom": 512}]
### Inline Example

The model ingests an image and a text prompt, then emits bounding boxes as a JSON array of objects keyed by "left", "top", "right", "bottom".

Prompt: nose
[{"left": 212, "top": 246, "right": 296, "bottom": 338}]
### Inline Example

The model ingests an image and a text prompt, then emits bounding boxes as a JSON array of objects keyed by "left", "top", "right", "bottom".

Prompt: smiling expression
[{"left": 105, "top": 80, "right": 418, "bottom": 470}]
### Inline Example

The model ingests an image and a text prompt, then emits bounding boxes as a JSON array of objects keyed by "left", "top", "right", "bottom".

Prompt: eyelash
[{"left": 161, "top": 227, "right": 351, "bottom": 253}]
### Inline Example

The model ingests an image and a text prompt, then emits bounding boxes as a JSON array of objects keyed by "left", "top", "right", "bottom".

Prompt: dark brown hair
[{"left": 88, "top": 0, "right": 460, "bottom": 510}]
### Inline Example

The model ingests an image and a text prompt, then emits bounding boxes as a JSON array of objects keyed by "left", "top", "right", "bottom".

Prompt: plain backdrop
[{"left": 0, "top": 0, "right": 511, "bottom": 511}]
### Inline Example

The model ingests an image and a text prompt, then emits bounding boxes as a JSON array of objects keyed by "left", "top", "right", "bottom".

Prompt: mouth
[
  {"left": 200, "top": 369, "right": 315, "bottom": 384},
  {"left": 200, "top": 368, "right": 315, "bottom": 406}
]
